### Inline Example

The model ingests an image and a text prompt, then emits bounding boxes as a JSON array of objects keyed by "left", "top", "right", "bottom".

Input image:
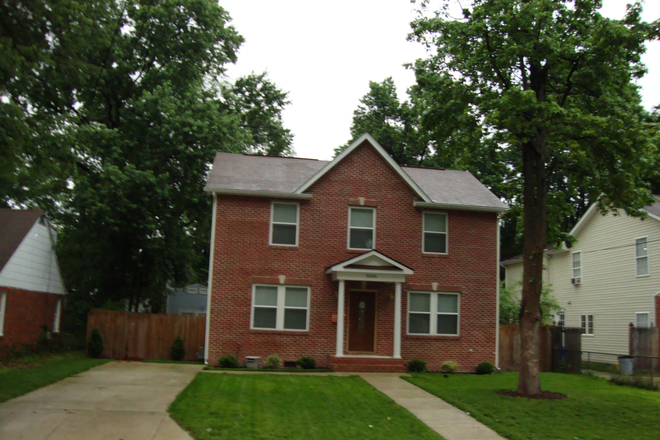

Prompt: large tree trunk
[
  {"left": 517, "top": 135, "right": 547, "bottom": 395},
  {"left": 517, "top": 64, "right": 548, "bottom": 396}
]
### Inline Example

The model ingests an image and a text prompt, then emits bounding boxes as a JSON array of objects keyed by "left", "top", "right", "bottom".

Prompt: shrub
[
  {"left": 87, "top": 328, "right": 104, "bottom": 358},
  {"left": 440, "top": 360, "right": 458, "bottom": 373},
  {"left": 218, "top": 354, "right": 240, "bottom": 368},
  {"left": 475, "top": 361, "right": 495, "bottom": 375},
  {"left": 296, "top": 356, "right": 316, "bottom": 370},
  {"left": 609, "top": 375, "right": 659, "bottom": 391},
  {"left": 407, "top": 358, "right": 427, "bottom": 372},
  {"left": 170, "top": 336, "right": 185, "bottom": 361},
  {"left": 263, "top": 354, "right": 283, "bottom": 369}
]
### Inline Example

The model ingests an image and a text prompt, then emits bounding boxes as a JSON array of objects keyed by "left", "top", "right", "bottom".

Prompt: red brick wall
[
  {"left": 0, "top": 287, "right": 63, "bottom": 349},
  {"left": 207, "top": 142, "right": 498, "bottom": 371}
]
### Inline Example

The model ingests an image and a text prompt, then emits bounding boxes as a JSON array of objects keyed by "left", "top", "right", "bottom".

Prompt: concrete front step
[{"left": 330, "top": 356, "right": 407, "bottom": 372}]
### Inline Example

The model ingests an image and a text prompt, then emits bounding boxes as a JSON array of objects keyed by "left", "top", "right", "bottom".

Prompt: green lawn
[
  {"left": 405, "top": 372, "right": 660, "bottom": 440},
  {"left": 169, "top": 373, "right": 443, "bottom": 440},
  {"left": 0, "top": 351, "right": 110, "bottom": 403}
]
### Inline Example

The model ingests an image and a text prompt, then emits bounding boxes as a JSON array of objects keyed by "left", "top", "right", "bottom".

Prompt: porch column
[
  {"left": 394, "top": 282, "right": 402, "bottom": 358},
  {"left": 336, "top": 280, "right": 345, "bottom": 357}
]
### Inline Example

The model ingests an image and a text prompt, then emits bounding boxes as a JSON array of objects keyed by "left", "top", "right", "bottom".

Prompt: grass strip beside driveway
[
  {"left": 405, "top": 372, "right": 660, "bottom": 440},
  {"left": 169, "top": 373, "right": 444, "bottom": 440},
  {"left": 0, "top": 351, "right": 110, "bottom": 403}
]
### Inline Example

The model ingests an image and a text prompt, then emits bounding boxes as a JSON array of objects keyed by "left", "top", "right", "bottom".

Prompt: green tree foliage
[
  {"left": 336, "top": 77, "right": 430, "bottom": 166},
  {"left": 499, "top": 281, "right": 560, "bottom": 326},
  {"left": 410, "top": 0, "right": 658, "bottom": 395},
  {"left": 2, "top": 1, "right": 294, "bottom": 330}
]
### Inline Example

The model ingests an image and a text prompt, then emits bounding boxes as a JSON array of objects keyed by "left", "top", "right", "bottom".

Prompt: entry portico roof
[{"left": 325, "top": 250, "right": 413, "bottom": 283}]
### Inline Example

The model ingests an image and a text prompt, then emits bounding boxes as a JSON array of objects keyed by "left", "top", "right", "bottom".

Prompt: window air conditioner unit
[{"left": 571, "top": 277, "right": 581, "bottom": 285}]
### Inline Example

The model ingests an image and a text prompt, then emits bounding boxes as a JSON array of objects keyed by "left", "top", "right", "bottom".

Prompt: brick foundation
[
  {"left": 207, "top": 142, "right": 498, "bottom": 372},
  {"left": 0, "top": 287, "right": 63, "bottom": 350}
]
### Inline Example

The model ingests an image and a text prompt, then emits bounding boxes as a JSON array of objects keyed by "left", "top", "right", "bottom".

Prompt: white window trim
[
  {"left": 407, "top": 291, "right": 460, "bottom": 336},
  {"left": 269, "top": 202, "right": 300, "bottom": 247},
  {"left": 571, "top": 251, "right": 582, "bottom": 283},
  {"left": 556, "top": 311, "right": 565, "bottom": 327},
  {"left": 347, "top": 207, "right": 376, "bottom": 250},
  {"left": 635, "top": 235, "right": 649, "bottom": 277},
  {"left": 186, "top": 286, "right": 197, "bottom": 295},
  {"left": 580, "top": 314, "right": 594, "bottom": 336},
  {"left": 422, "top": 211, "right": 448, "bottom": 255},
  {"left": 0, "top": 293, "right": 6, "bottom": 337},
  {"left": 250, "top": 284, "right": 310, "bottom": 332},
  {"left": 636, "top": 311, "right": 650, "bottom": 327},
  {"left": 198, "top": 287, "right": 208, "bottom": 295},
  {"left": 53, "top": 299, "right": 62, "bottom": 333}
]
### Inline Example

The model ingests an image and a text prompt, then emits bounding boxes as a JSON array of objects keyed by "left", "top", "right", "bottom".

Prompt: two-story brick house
[{"left": 203, "top": 133, "right": 507, "bottom": 371}]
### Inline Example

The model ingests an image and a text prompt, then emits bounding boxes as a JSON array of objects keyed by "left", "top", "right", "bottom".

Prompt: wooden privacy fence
[
  {"left": 87, "top": 309, "right": 205, "bottom": 361},
  {"left": 498, "top": 324, "right": 553, "bottom": 372},
  {"left": 630, "top": 325, "right": 660, "bottom": 371}
]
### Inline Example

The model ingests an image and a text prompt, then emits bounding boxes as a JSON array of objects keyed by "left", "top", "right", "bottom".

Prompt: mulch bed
[{"left": 496, "top": 390, "right": 567, "bottom": 400}]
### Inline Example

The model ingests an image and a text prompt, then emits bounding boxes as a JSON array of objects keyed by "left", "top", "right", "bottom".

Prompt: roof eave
[
  {"left": 203, "top": 188, "right": 313, "bottom": 200},
  {"left": 413, "top": 201, "right": 508, "bottom": 213}
]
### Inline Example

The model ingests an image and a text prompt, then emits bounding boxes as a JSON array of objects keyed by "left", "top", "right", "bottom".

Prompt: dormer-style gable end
[
  {"left": 294, "top": 133, "right": 432, "bottom": 202},
  {"left": 325, "top": 250, "right": 414, "bottom": 283},
  {"left": 569, "top": 196, "right": 660, "bottom": 247}
]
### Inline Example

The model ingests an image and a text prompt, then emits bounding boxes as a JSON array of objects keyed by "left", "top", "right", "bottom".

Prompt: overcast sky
[{"left": 221, "top": 0, "right": 660, "bottom": 160}]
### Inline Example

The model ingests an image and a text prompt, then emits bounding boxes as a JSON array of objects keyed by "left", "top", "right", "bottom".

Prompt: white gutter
[
  {"left": 203, "top": 193, "right": 218, "bottom": 365},
  {"left": 495, "top": 214, "right": 501, "bottom": 369},
  {"left": 413, "top": 201, "right": 508, "bottom": 213},
  {"left": 203, "top": 188, "right": 313, "bottom": 199}
]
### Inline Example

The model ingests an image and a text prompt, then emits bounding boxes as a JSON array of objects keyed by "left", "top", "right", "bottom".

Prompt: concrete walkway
[
  {"left": 360, "top": 374, "right": 505, "bottom": 440},
  {"left": 0, "top": 361, "right": 203, "bottom": 440}
]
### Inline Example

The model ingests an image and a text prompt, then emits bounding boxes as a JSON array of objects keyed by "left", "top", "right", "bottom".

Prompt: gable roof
[
  {"left": 570, "top": 195, "right": 660, "bottom": 239},
  {"left": 0, "top": 209, "right": 44, "bottom": 272},
  {"left": 204, "top": 133, "right": 508, "bottom": 212},
  {"left": 294, "top": 133, "right": 432, "bottom": 202}
]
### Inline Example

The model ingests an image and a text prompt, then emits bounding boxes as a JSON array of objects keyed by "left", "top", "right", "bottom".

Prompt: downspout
[
  {"left": 203, "top": 193, "right": 218, "bottom": 365},
  {"left": 495, "top": 214, "right": 501, "bottom": 368}
]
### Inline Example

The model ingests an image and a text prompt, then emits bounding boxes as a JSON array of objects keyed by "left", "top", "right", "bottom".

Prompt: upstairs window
[
  {"left": 635, "top": 236, "right": 649, "bottom": 277},
  {"left": 271, "top": 203, "right": 299, "bottom": 246},
  {"left": 252, "top": 285, "right": 309, "bottom": 331},
  {"left": 423, "top": 212, "right": 448, "bottom": 254},
  {"left": 572, "top": 251, "right": 582, "bottom": 284},
  {"left": 348, "top": 207, "right": 375, "bottom": 250},
  {"left": 581, "top": 314, "right": 594, "bottom": 336}
]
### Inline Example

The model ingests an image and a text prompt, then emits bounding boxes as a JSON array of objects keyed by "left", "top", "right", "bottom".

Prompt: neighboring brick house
[
  {"left": 0, "top": 209, "right": 65, "bottom": 350},
  {"left": 203, "top": 133, "right": 507, "bottom": 371}
]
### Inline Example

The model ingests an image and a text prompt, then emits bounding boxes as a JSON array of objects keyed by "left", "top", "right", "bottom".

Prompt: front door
[{"left": 348, "top": 291, "right": 376, "bottom": 352}]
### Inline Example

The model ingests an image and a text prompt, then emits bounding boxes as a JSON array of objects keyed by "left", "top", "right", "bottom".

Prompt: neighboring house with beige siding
[{"left": 502, "top": 198, "right": 660, "bottom": 360}]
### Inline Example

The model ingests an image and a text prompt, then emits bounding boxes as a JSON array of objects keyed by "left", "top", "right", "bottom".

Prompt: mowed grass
[
  {"left": 405, "top": 372, "right": 660, "bottom": 440},
  {"left": 169, "top": 373, "right": 444, "bottom": 440},
  {"left": 0, "top": 351, "right": 110, "bottom": 403}
]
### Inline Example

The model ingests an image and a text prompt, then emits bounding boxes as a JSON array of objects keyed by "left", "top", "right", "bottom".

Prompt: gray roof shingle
[
  {"left": 643, "top": 195, "right": 660, "bottom": 218},
  {"left": 401, "top": 167, "right": 507, "bottom": 211},
  {"left": 204, "top": 151, "right": 507, "bottom": 211},
  {"left": 0, "top": 209, "right": 43, "bottom": 272}
]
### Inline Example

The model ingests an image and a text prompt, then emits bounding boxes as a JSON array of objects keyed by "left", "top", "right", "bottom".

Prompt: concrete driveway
[{"left": 0, "top": 361, "right": 203, "bottom": 440}]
